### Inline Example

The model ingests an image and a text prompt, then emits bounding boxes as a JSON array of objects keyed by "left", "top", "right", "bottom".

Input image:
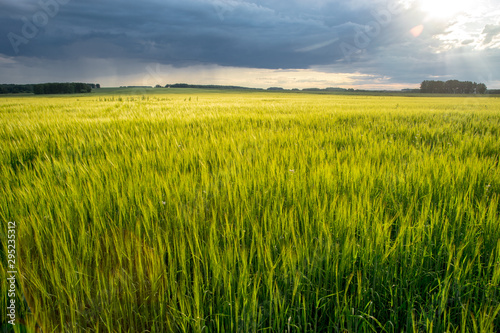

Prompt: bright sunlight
[{"left": 418, "top": 0, "right": 475, "bottom": 19}]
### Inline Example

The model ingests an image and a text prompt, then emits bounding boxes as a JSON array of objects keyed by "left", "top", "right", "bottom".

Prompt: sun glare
[{"left": 419, "top": 0, "right": 473, "bottom": 19}]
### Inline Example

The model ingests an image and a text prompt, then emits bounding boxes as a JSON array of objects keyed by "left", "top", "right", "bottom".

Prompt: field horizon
[{"left": 3, "top": 86, "right": 499, "bottom": 98}]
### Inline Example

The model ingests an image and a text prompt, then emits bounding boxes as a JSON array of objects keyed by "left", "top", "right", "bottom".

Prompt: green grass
[{"left": 1, "top": 91, "right": 499, "bottom": 332}]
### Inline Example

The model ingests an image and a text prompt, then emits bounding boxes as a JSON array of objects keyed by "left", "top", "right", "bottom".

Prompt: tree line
[
  {"left": 33, "top": 83, "right": 100, "bottom": 94},
  {"left": 0, "top": 83, "right": 100, "bottom": 94},
  {"left": 420, "top": 80, "right": 487, "bottom": 94},
  {"left": 0, "top": 84, "right": 34, "bottom": 94}
]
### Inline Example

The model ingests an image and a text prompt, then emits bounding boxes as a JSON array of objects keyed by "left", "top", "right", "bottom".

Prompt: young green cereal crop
[{"left": 1, "top": 91, "right": 499, "bottom": 332}]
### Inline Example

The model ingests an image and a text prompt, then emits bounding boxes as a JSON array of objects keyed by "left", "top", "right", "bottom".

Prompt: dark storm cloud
[
  {"left": 1, "top": 0, "right": 396, "bottom": 67},
  {"left": 1, "top": 0, "right": 499, "bottom": 87}
]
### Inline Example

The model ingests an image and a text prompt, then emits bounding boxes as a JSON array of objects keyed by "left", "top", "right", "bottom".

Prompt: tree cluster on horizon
[
  {"left": 33, "top": 83, "right": 100, "bottom": 94},
  {"left": 420, "top": 80, "right": 487, "bottom": 94},
  {"left": 0, "top": 84, "right": 33, "bottom": 94},
  {"left": 1, "top": 83, "right": 100, "bottom": 94}
]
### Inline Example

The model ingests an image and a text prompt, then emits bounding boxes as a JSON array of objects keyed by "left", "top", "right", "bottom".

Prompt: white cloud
[
  {"left": 482, "top": 23, "right": 500, "bottom": 46},
  {"left": 0, "top": 55, "right": 17, "bottom": 66}
]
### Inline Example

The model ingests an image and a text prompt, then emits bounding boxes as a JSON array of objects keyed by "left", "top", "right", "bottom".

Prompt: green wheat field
[{"left": 1, "top": 89, "right": 499, "bottom": 332}]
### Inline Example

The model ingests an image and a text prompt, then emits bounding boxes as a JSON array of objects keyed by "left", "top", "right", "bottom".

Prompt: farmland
[{"left": 1, "top": 90, "right": 500, "bottom": 332}]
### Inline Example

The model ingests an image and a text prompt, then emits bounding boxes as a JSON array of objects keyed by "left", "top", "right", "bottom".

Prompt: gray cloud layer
[{"left": 1, "top": 0, "right": 499, "bottom": 87}]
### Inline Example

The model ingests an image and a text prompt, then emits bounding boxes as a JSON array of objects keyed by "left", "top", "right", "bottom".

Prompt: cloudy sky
[{"left": 1, "top": 0, "right": 499, "bottom": 89}]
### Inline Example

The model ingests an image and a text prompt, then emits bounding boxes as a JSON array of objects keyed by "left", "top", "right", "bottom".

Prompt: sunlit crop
[{"left": 1, "top": 90, "right": 499, "bottom": 332}]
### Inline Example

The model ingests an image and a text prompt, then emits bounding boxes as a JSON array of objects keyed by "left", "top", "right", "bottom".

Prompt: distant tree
[
  {"left": 477, "top": 83, "right": 487, "bottom": 94},
  {"left": 33, "top": 82, "right": 92, "bottom": 94},
  {"left": 420, "top": 80, "right": 429, "bottom": 93},
  {"left": 464, "top": 81, "right": 474, "bottom": 94},
  {"left": 33, "top": 84, "right": 45, "bottom": 94},
  {"left": 445, "top": 80, "right": 459, "bottom": 93},
  {"left": 74, "top": 83, "right": 89, "bottom": 93},
  {"left": 155, "top": 84, "right": 162, "bottom": 88},
  {"left": 434, "top": 81, "right": 445, "bottom": 93}
]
